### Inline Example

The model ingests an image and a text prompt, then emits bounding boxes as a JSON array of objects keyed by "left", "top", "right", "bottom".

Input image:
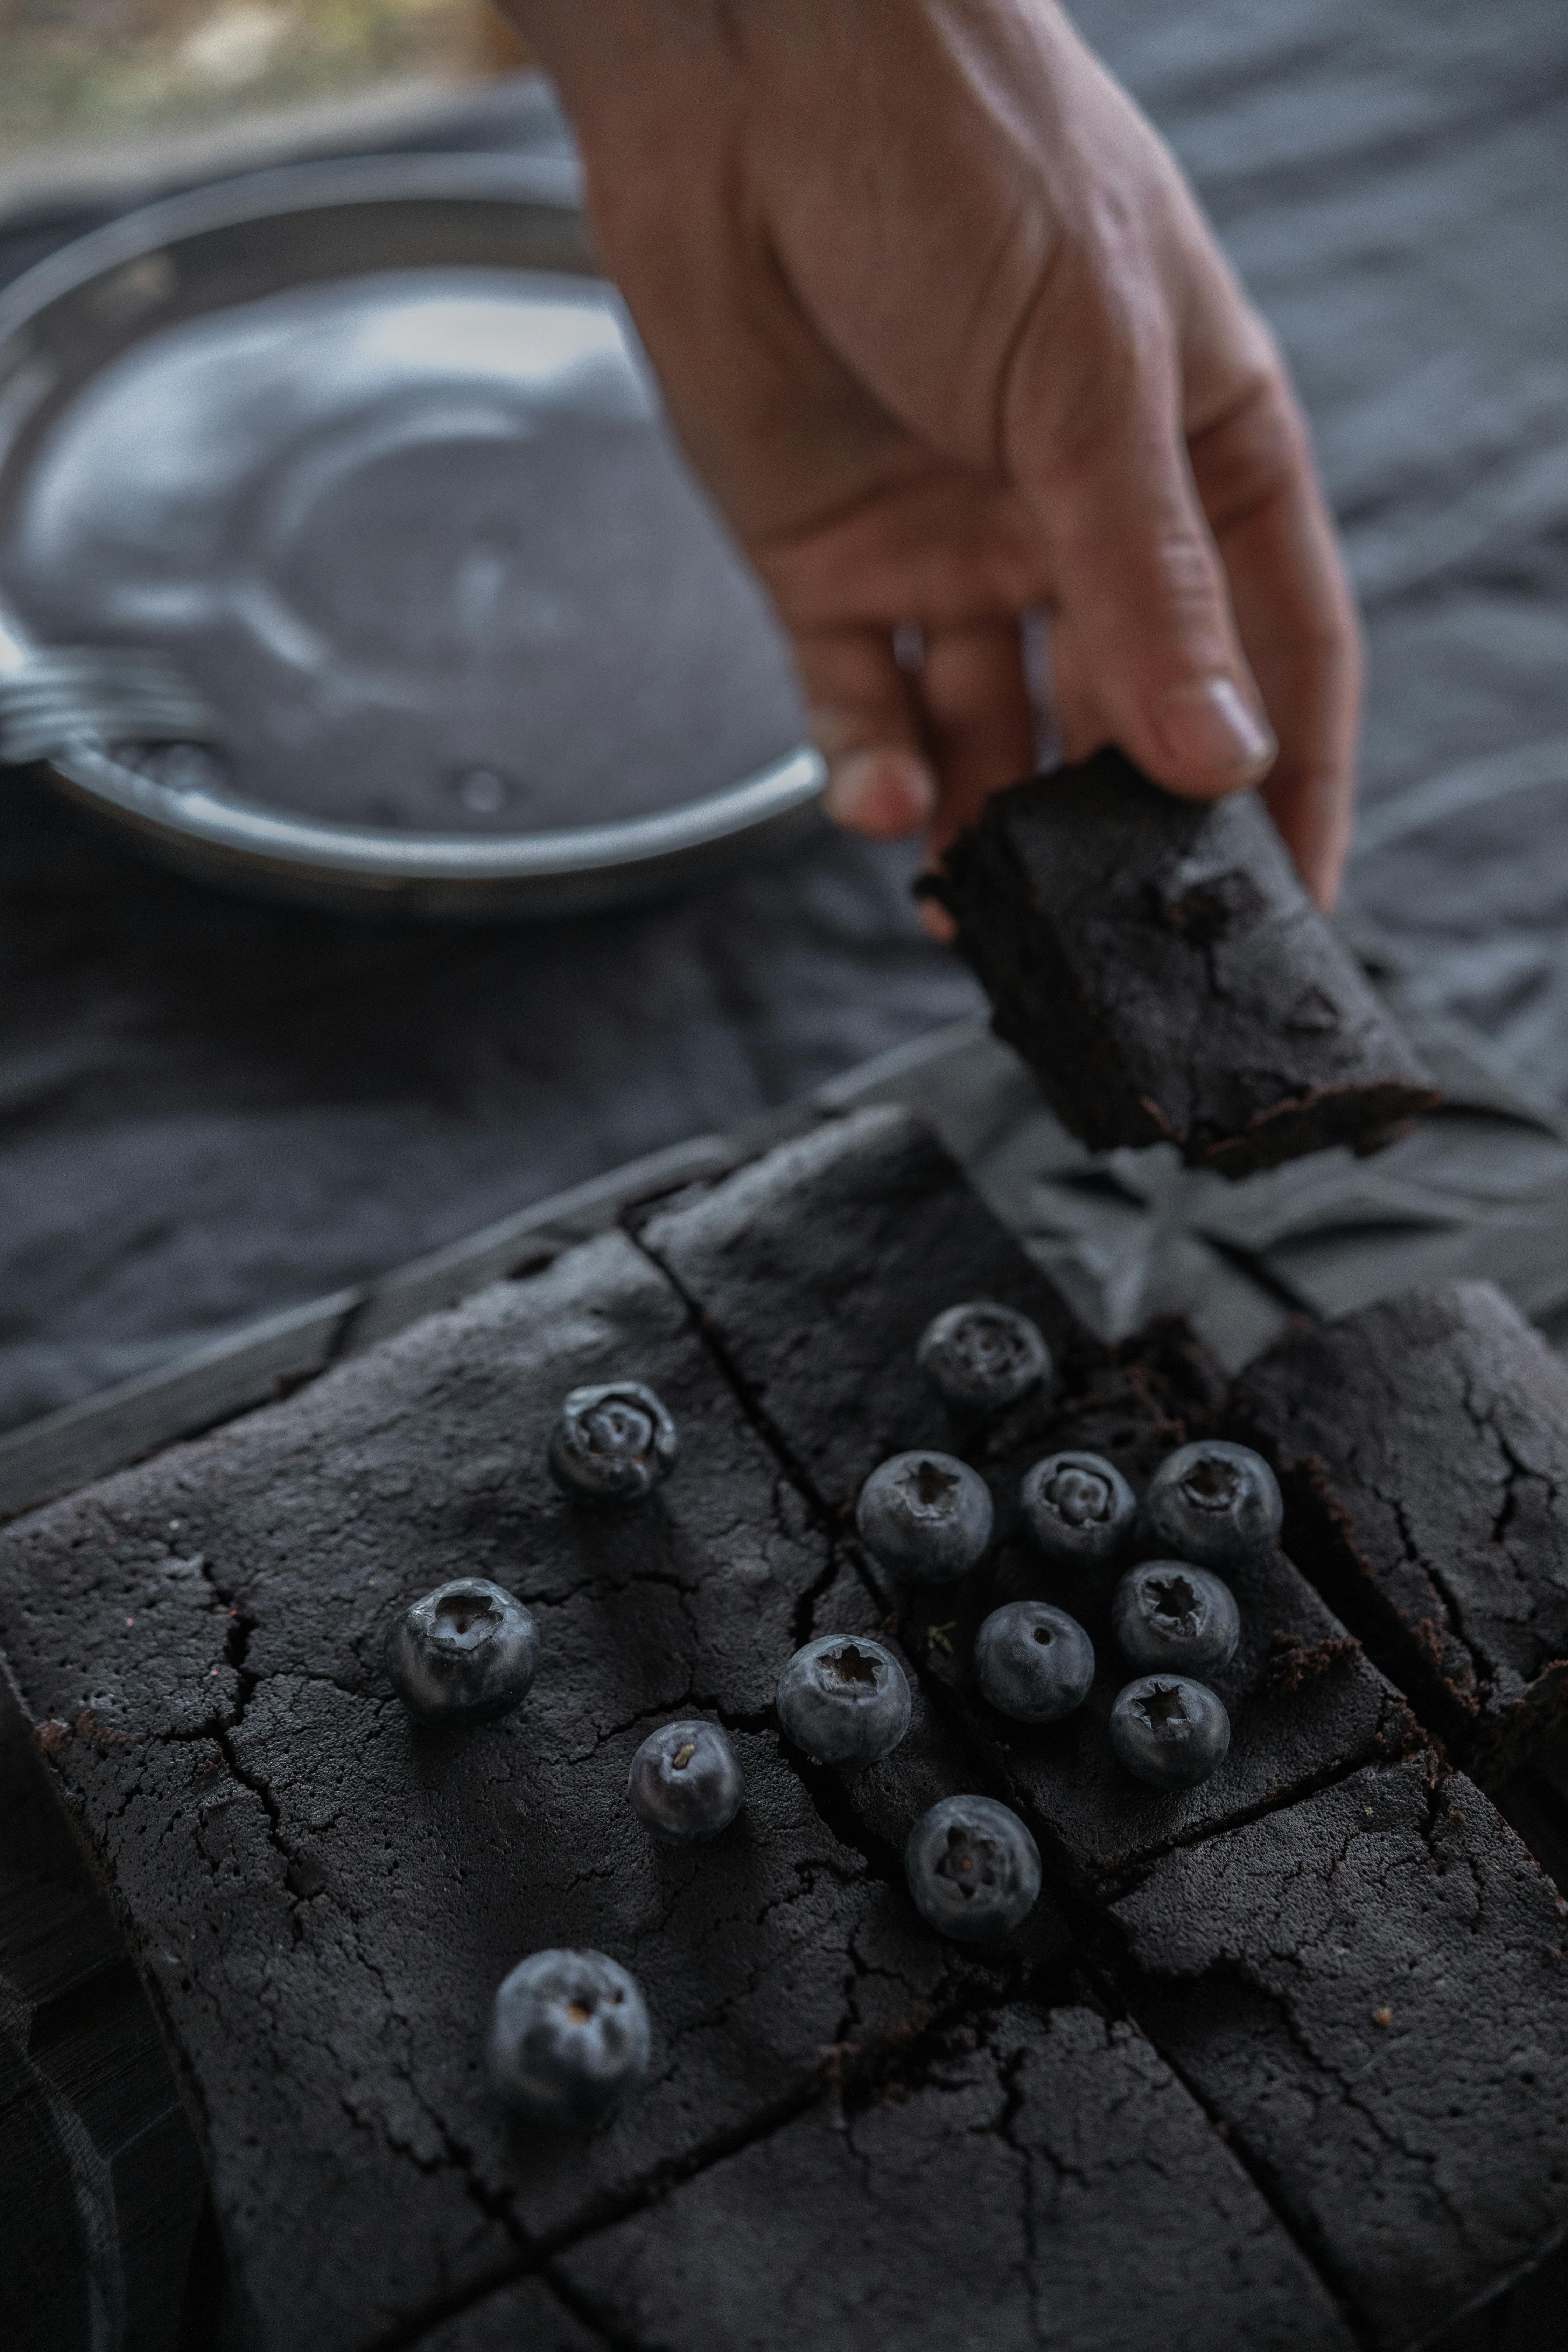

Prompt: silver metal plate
[{"left": 0, "top": 152, "right": 822, "bottom": 916}]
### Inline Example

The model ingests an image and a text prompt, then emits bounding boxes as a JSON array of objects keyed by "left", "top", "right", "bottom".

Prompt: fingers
[
  {"left": 1011, "top": 266, "right": 1360, "bottom": 906},
  {"left": 1010, "top": 307, "right": 1276, "bottom": 805},
  {"left": 794, "top": 625, "right": 937, "bottom": 838},
  {"left": 796, "top": 613, "right": 1035, "bottom": 887},
  {"left": 1189, "top": 374, "right": 1362, "bottom": 909},
  {"left": 918, "top": 621, "right": 1037, "bottom": 862}
]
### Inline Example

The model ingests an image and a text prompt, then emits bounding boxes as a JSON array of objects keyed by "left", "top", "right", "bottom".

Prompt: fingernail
[
  {"left": 1150, "top": 678, "right": 1275, "bottom": 784},
  {"left": 822, "top": 749, "right": 937, "bottom": 839}
]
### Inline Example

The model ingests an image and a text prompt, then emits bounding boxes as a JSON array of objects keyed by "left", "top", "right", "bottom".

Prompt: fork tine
[{"left": 0, "top": 643, "right": 219, "bottom": 766}]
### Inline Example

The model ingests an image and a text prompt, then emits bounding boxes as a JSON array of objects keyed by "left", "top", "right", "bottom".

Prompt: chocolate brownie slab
[
  {"left": 928, "top": 750, "right": 1438, "bottom": 1177},
  {"left": 637, "top": 1105, "right": 1079, "bottom": 1516},
  {"left": 1231, "top": 1280, "right": 1568, "bottom": 1777},
  {"left": 1113, "top": 1754, "right": 1568, "bottom": 2350},
  {"left": 0, "top": 1232, "right": 1041, "bottom": 2351},
  {"left": 548, "top": 2002, "right": 1356, "bottom": 2352}
]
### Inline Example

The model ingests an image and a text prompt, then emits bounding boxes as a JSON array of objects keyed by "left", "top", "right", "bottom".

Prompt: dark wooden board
[
  {"left": 929, "top": 750, "right": 1439, "bottom": 1177},
  {"left": 0, "top": 1675, "right": 207, "bottom": 2352}
]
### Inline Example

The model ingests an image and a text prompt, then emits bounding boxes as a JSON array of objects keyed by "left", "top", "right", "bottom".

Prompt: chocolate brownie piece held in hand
[
  {"left": 1231, "top": 1279, "right": 1568, "bottom": 1778},
  {"left": 928, "top": 749, "right": 1438, "bottom": 1178},
  {"left": 1114, "top": 1754, "right": 1568, "bottom": 2350},
  {"left": 551, "top": 2002, "right": 1357, "bottom": 2352}
]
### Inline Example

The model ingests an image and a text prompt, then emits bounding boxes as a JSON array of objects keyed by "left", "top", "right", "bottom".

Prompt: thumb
[{"left": 1021, "top": 359, "right": 1275, "bottom": 798}]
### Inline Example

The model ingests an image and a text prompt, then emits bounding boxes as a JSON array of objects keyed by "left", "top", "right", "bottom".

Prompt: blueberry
[
  {"left": 550, "top": 1380, "right": 678, "bottom": 1504},
  {"left": 488, "top": 1948, "right": 650, "bottom": 2128},
  {"left": 1112, "top": 1562, "right": 1240, "bottom": 1677},
  {"left": 775, "top": 1633, "right": 912, "bottom": 1765},
  {"left": 917, "top": 1300, "right": 1052, "bottom": 1413},
  {"left": 1108, "top": 1675, "right": 1231, "bottom": 1789},
  {"left": 855, "top": 1451, "right": 993, "bottom": 1584},
  {"left": 628, "top": 1719, "right": 742, "bottom": 1844},
  {"left": 384, "top": 1578, "right": 538, "bottom": 1723},
  {"left": 1141, "top": 1440, "right": 1281, "bottom": 1570},
  {"left": 1020, "top": 1451, "right": 1137, "bottom": 1573},
  {"left": 973, "top": 1600, "right": 1095, "bottom": 1724},
  {"left": 905, "top": 1794, "right": 1041, "bottom": 1942}
]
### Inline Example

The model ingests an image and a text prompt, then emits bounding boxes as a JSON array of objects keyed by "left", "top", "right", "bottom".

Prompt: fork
[{"left": 0, "top": 644, "right": 219, "bottom": 769}]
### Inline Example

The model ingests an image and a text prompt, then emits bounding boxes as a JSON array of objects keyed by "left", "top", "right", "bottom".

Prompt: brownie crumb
[{"left": 1262, "top": 1630, "right": 1361, "bottom": 1692}]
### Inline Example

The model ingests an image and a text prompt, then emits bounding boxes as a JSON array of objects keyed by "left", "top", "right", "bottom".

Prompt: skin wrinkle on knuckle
[{"left": 1189, "top": 370, "right": 1309, "bottom": 537}]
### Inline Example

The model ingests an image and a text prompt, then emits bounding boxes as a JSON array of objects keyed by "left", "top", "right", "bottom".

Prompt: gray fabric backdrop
[{"left": 0, "top": 0, "right": 1564, "bottom": 1434}]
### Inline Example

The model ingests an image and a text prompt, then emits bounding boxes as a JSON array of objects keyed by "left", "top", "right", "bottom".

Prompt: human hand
[{"left": 510, "top": 0, "right": 1361, "bottom": 908}]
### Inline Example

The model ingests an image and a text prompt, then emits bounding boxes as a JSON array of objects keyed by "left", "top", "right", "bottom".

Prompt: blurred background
[{"left": 0, "top": 0, "right": 526, "bottom": 199}]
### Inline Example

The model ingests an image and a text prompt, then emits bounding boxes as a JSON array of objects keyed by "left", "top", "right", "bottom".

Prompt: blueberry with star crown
[
  {"left": 1109, "top": 1674, "right": 1230, "bottom": 1788},
  {"left": 775, "top": 1633, "right": 912, "bottom": 1764},
  {"left": 905, "top": 1794, "right": 1041, "bottom": 1941},
  {"left": 1141, "top": 1440, "right": 1281, "bottom": 1570},
  {"left": 856, "top": 1451, "right": 993, "bottom": 1583}
]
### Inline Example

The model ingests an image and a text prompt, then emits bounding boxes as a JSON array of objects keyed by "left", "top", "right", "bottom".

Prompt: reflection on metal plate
[{"left": 0, "top": 153, "right": 822, "bottom": 915}]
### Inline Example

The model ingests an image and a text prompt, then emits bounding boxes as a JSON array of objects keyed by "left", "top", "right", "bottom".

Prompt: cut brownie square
[
  {"left": 0, "top": 1231, "right": 1052, "bottom": 2351},
  {"left": 637, "top": 1104, "right": 1080, "bottom": 1516},
  {"left": 1113, "top": 1753, "right": 1568, "bottom": 2350},
  {"left": 1230, "top": 1280, "right": 1568, "bottom": 1778},
  {"left": 928, "top": 750, "right": 1438, "bottom": 1177},
  {"left": 550, "top": 2001, "right": 1357, "bottom": 2352}
]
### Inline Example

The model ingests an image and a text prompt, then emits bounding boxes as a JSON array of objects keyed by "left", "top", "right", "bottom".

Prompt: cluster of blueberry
[
  {"left": 376, "top": 1312, "right": 1282, "bottom": 2134},
  {"left": 855, "top": 1307, "right": 1282, "bottom": 1801}
]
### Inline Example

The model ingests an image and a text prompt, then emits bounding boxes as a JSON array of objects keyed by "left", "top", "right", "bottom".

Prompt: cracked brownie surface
[
  {"left": 638, "top": 1108, "right": 1078, "bottom": 1516},
  {"left": 549, "top": 2002, "right": 1358, "bottom": 2352},
  {"left": 1232, "top": 1280, "right": 1568, "bottom": 1777},
  {"left": 1114, "top": 1753, "right": 1568, "bottom": 2349},
  {"left": 0, "top": 1109, "right": 1566, "bottom": 2348},
  {"left": 647, "top": 1116, "right": 1422, "bottom": 1886},
  {"left": 0, "top": 1227, "right": 1049, "bottom": 2346}
]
